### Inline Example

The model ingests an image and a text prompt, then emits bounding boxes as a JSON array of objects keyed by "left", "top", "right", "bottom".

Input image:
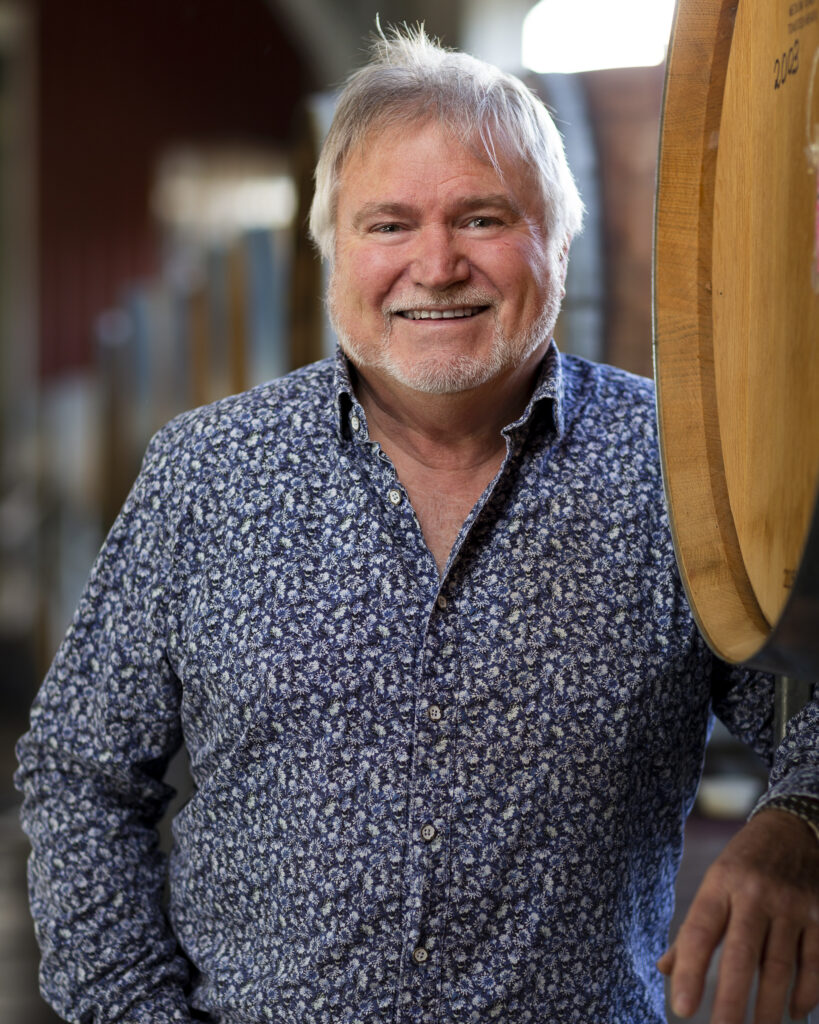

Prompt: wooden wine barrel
[{"left": 654, "top": 0, "right": 819, "bottom": 676}]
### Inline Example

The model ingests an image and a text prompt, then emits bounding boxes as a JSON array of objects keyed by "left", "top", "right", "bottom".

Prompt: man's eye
[
  {"left": 466, "top": 216, "right": 501, "bottom": 229},
  {"left": 372, "top": 223, "right": 403, "bottom": 234}
]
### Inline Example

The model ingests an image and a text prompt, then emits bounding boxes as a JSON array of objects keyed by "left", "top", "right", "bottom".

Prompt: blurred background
[{"left": 0, "top": 1, "right": 766, "bottom": 1020}]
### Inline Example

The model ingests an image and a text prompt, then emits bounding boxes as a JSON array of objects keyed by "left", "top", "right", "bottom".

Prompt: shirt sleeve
[
  {"left": 14, "top": 423, "right": 194, "bottom": 1023},
  {"left": 710, "top": 657, "right": 819, "bottom": 806},
  {"left": 760, "top": 681, "right": 819, "bottom": 808}
]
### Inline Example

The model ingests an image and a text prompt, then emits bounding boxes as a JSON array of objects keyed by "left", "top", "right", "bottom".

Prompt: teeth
[{"left": 400, "top": 306, "right": 483, "bottom": 320}]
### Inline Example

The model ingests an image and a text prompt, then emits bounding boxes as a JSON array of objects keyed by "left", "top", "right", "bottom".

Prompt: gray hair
[{"left": 308, "top": 24, "right": 584, "bottom": 263}]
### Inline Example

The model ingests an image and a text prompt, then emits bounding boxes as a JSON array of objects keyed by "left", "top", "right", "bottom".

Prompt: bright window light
[
  {"left": 151, "top": 148, "right": 297, "bottom": 242},
  {"left": 522, "top": 0, "right": 677, "bottom": 73}
]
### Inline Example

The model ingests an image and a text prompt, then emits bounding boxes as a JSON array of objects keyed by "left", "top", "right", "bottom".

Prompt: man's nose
[{"left": 409, "top": 226, "right": 470, "bottom": 290}]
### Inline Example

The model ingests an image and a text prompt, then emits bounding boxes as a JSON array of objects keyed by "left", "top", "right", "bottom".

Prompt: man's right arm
[
  {"left": 660, "top": 662, "right": 819, "bottom": 1023},
  {"left": 15, "top": 424, "right": 194, "bottom": 1023}
]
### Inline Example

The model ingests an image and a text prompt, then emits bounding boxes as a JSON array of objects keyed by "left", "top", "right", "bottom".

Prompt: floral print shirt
[{"left": 16, "top": 345, "right": 819, "bottom": 1024}]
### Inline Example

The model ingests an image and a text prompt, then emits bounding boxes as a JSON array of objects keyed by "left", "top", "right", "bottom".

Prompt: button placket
[
  {"left": 406, "top": 696, "right": 448, "bottom": 990},
  {"left": 399, "top": 606, "right": 456, "bottom": 1009}
]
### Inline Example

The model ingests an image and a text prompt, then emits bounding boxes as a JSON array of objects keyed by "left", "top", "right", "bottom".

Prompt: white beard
[{"left": 327, "top": 280, "right": 563, "bottom": 396}]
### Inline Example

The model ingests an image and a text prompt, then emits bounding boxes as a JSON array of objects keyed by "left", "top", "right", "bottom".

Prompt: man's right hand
[{"left": 658, "top": 809, "right": 819, "bottom": 1024}]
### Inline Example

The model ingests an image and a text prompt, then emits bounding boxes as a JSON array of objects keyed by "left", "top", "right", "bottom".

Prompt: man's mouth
[{"left": 395, "top": 306, "right": 488, "bottom": 321}]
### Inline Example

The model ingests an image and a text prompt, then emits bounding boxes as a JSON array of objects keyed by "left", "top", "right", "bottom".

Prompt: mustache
[{"left": 382, "top": 289, "right": 497, "bottom": 314}]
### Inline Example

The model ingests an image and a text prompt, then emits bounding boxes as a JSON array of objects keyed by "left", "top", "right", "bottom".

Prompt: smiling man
[
  {"left": 324, "top": 115, "right": 569, "bottom": 574},
  {"left": 16, "top": 25, "right": 819, "bottom": 1024},
  {"left": 327, "top": 120, "right": 564, "bottom": 400}
]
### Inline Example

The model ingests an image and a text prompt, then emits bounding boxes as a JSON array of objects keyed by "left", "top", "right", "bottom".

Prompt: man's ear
[{"left": 557, "top": 235, "right": 572, "bottom": 294}]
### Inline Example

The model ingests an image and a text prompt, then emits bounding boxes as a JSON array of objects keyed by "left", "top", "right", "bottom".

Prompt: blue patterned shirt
[{"left": 16, "top": 344, "right": 819, "bottom": 1024}]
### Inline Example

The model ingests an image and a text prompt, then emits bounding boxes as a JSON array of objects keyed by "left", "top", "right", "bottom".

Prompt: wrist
[{"left": 751, "top": 795, "right": 819, "bottom": 844}]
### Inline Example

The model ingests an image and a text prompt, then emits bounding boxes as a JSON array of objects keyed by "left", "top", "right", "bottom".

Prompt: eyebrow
[
  {"left": 459, "top": 194, "right": 523, "bottom": 217},
  {"left": 351, "top": 202, "right": 414, "bottom": 230},
  {"left": 351, "top": 193, "right": 523, "bottom": 230}
]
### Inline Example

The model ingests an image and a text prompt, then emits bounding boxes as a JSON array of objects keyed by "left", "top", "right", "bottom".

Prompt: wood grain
[{"left": 654, "top": 0, "right": 819, "bottom": 664}]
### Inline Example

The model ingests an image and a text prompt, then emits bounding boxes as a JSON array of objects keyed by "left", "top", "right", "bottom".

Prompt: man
[{"left": 16, "top": 26, "right": 819, "bottom": 1024}]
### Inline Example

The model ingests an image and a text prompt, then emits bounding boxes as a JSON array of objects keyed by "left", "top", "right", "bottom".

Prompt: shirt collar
[
  {"left": 332, "top": 340, "right": 565, "bottom": 442},
  {"left": 502, "top": 340, "right": 564, "bottom": 440},
  {"left": 333, "top": 351, "right": 366, "bottom": 442}
]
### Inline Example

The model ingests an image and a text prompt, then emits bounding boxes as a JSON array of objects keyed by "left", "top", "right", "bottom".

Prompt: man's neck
[
  {"left": 352, "top": 346, "right": 546, "bottom": 472},
  {"left": 349, "top": 347, "right": 547, "bottom": 575}
]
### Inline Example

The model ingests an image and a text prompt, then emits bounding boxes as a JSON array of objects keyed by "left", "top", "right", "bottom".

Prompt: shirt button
[
  {"left": 388, "top": 488, "right": 402, "bottom": 505},
  {"left": 436, "top": 595, "right": 447, "bottom": 610},
  {"left": 420, "top": 823, "right": 437, "bottom": 842},
  {"left": 412, "top": 946, "right": 429, "bottom": 965},
  {"left": 428, "top": 704, "right": 443, "bottom": 722},
  {"left": 350, "top": 414, "right": 361, "bottom": 431}
]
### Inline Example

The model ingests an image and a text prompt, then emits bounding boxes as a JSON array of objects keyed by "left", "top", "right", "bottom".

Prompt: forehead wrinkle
[{"left": 336, "top": 120, "right": 548, "bottom": 246}]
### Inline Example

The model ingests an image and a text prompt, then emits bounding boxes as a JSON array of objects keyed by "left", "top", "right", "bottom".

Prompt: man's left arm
[{"left": 660, "top": 676, "right": 819, "bottom": 1023}]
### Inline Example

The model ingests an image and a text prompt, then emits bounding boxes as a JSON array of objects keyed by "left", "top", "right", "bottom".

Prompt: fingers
[
  {"left": 751, "top": 918, "right": 799, "bottom": 1024},
  {"left": 709, "top": 904, "right": 768, "bottom": 1024},
  {"left": 657, "top": 946, "right": 674, "bottom": 976},
  {"left": 791, "top": 924, "right": 819, "bottom": 1021},
  {"left": 664, "top": 887, "right": 730, "bottom": 1018},
  {"left": 661, "top": 813, "right": 819, "bottom": 1023},
  {"left": 663, "top": 901, "right": 819, "bottom": 1024}
]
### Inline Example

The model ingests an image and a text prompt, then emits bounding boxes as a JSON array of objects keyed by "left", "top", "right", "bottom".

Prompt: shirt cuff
[{"left": 749, "top": 794, "right": 819, "bottom": 844}]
